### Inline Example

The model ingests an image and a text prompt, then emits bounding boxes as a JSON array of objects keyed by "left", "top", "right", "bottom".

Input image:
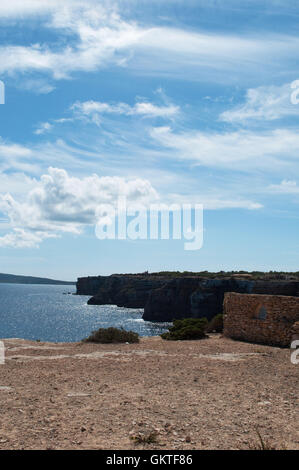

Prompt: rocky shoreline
[{"left": 76, "top": 274, "right": 299, "bottom": 322}]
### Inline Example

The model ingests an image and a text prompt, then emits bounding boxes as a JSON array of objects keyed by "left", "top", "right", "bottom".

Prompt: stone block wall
[
  {"left": 291, "top": 321, "right": 299, "bottom": 343},
  {"left": 223, "top": 292, "right": 299, "bottom": 347}
]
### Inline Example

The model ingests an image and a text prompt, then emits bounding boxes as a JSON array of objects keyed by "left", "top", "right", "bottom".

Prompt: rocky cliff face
[
  {"left": 76, "top": 275, "right": 299, "bottom": 322},
  {"left": 143, "top": 278, "right": 253, "bottom": 322},
  {"left": 77, "top": 275, "right": 169, "bottom": 309},
  {"left": 143, "top": 278, "right": 299, "bottom": 321}
]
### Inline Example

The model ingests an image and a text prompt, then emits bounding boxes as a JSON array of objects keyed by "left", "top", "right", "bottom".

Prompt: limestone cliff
[
  {"left": 76, "top": 275, "right": 299, "bottom": 322},
  {"left": 144, "top": 278, "right": 299, "bottom": 321},
  {"left": 77, "top": 275, "right": 169, "bottom": 309}
]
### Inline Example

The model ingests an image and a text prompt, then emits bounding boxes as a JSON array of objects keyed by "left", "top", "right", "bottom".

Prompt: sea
[{"left": 0, "top": 283, "right": 171, "bottom": 342}]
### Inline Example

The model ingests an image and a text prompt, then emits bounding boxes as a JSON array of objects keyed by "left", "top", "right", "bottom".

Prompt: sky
[{"left": 1, "top": 0, "right": 299, "bottom": 280}]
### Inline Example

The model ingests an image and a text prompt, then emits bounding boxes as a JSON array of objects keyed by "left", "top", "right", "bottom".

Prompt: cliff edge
[{"left": 77, "top": 274, "right": 299, "bottom": 322}]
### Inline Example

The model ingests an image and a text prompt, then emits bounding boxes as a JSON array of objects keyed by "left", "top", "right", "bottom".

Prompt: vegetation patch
[
  {"left": 83, "top": 327, "right": 139, "bottom": 344},
  {"left": 130, "top": 431, "right": 159, "bottom": 445},
  {"left": 247, "top": 428, "right": 284, "bottom": 450},
  {"left": 161, "top": 318, "right": 208, "bottom": 341}
]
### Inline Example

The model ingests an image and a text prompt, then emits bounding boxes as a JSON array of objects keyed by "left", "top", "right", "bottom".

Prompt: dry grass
[
  {"left": 247, "top": 428, "right": 285, "bottom": 450},
  {"left": 130, "top": 431, "right": 159, "bottom": 445}
]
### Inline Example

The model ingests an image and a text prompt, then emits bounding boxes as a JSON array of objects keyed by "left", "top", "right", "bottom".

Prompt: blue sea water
[{"left": 0, "top": 283, "right": 171, "bottom": 342}]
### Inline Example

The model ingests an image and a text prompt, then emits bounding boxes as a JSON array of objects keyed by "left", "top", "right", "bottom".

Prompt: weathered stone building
[{"left": 223, "top": 292, "right": 299, "bottom": 347}]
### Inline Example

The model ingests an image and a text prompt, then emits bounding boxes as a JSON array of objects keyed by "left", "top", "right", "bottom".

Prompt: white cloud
[
  {"left": 32, "top": 98, "right": 179, "bottom": 134},
  {"left": 0, "top": 228, "right": 57, "bottom": 249},
  {"left": 17, "top": 79, "right": 55, "bottom": 95},
  {"left": 71, "top": 100, "right": 179, "bottom": 124},
  {"left": 268, "top": 179, "right": 299, "bottom": 194},
  {"left": 0, "top": 140, "right": 31, "bottom": 158},
  {"left": 133, "top": 102, "right": 179, "bottom": 118},
  {"left": 0, "top": 4, "right": 145, "bottom": 80},
  {"left": 168, "top": 192, "right": 262, "bottom": 211},
  {"left": 150, "top": 126, "right": 299, "bottom": 171},
  {"left": 0, "top": 136, "right": 107, "bottom": 175},
  {"left": 130, "top": 28, "right": 299, "bottom": 83},
  {"left": 0, "top": 0, "right": 66, "bottom": 18},
  {"left": 34, "top": 122, "right": 53, "bottom": 135},
  {"left": 0, "top": 1, "right": 298, "bottom": 84},
  {"left": 0, "top": 139, "right": 33, "bottom": 173},
  {"left": 0, "top": 167, "right": 158, "bottom": 248},
  {"left": 139, "top": 27, "right": 260, "bottom": 58},
  {"left": 0, "top": 172, "right": 36, "bottom": 196},
  {"left": 220, "top": 83, "right": 299, "bottom": 123}
]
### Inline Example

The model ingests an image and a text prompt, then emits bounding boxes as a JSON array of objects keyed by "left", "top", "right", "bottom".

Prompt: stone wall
[
  {"left": 223, "top": 292, "right": 299, "bottom": 347},
  {"left": 291, "top": 321, "right": 299, "bottom": 342}
]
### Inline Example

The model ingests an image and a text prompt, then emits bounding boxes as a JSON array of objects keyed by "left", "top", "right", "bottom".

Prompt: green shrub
[
  {"left": 206, "top": 314, "right": 223, "bottom": 333},
  {"left": 83, "top": 327, "right": 139, "bottom": 344},
  {"left": 161, "top": 318, "right": 208, "bottom": 341}
]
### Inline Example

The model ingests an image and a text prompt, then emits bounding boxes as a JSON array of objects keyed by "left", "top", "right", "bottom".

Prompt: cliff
[
  {"left": 77, "top": 274, "right": 299, "bottom": 322},
  {"left": 77, "top": 275, "right": 169, "bottom": 308}
]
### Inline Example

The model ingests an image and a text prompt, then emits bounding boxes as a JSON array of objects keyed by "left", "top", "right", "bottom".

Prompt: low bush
[
  {"left": 130, "top": 431, "right": 159, "bottom": 445},
  {"left": 161, "top": 318, "right": 208, "bottom": 341},
  {"left": 83, "top": 327, "right": 139, "bottom": 344},
  {"left": 206, "top": 314, "right": 223, "bottom": 333}
]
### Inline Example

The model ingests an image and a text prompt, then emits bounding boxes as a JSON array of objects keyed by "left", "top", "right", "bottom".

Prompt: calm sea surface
[{"left": 0, "top": 283, "right": 171, "bottom": 342}]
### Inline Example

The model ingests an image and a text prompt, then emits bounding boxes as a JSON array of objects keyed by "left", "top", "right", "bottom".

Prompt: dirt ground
[{"left": 0, "top": 335, "right": 298, "bottom": 450}]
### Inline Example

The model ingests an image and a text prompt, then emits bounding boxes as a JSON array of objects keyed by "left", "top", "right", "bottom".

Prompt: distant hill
[{"left": 0, "top": 273, "right": 75, "bottom": 285}]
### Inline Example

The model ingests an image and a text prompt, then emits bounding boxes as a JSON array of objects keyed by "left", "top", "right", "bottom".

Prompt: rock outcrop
[
  {"left": 76, "top": 275, "right": 299, "bottom": 322},
  {"left": 144, "top": 278, "right": 299, "bottom": 322},
  {"left": 143, "top": 278, "right": 253, "bottom": 322},
  {"left": 77, "top": 275, "right": 169, "bottom": 309}
]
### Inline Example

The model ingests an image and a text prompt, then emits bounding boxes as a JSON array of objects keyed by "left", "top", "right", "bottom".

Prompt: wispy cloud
[
  {"left": 268, "top": 179, "right": 299, "bottom": 194},
  {"left": 150, "top": 126, "right": 299, "bottom": 171},
  {"left": 0, "top": 1, "right": 299, "bottom": 85},
  {"left": 129, "top": 29, "right": 299, "bottom": 83},
  {"left": 0, "top": 139, "right": 33, "bottom": 173},
  {"left": 0, "top": 140, "right": 31, "bottom": 158},
  {"left": 220, "top": 82, "right": 299, "bottom": 123},
  {"left": 0, "top": 3, "right": 145, "bottom": 80},
  {"left": 34, "top": 122, "right": 53, "bottom": 135},
  {"left": 31, "top": 96, "right": 180, "bottom": 135},
  {"left": 0, "top": 0, "right": 67, "bottom": 18},
  {"left": 71, "top": 100, "right": 179, "bottom": 125},
  {"left": 16, "top": 78, "right": 55, "bottom": 95}
]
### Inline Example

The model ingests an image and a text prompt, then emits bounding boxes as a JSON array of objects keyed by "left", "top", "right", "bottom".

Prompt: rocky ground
[{"left": 0, "top": 335, "right": 298, "bottom": 450}]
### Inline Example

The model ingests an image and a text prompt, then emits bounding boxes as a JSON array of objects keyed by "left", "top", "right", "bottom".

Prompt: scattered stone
[
  {"left": 0, "top": 386, "right": 13, "bottom": 392},
  {"left": 66, "top": 392, "right": 91, "bottom": 397}
]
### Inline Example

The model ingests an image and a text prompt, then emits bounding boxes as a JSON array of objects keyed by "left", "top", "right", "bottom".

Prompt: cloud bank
[{"left": 0, "top": 167, "right": 158, "bottom": 247}]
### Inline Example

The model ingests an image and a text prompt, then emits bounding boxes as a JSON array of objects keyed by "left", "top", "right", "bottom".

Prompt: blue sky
[{"left": 1, "top": 0, "right": 299, "bottom": 280}]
